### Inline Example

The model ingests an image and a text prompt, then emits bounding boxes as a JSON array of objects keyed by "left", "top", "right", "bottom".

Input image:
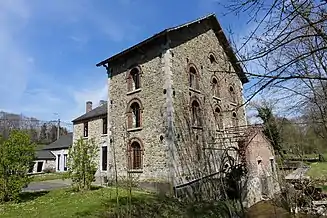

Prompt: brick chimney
[
  {"left": 86, "top": 101, "right": 92, "bottom": 113},
  {"left": 99, "top": 100, "right": 107, "bottom": 106}
]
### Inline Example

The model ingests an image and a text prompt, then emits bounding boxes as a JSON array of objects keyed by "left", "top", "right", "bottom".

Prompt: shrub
[
  {"left": 0, "top": 130, "right": 36, "bottom": 202},
  {"left": 67, "top": 138, "right": 98, "bottom": 191}
]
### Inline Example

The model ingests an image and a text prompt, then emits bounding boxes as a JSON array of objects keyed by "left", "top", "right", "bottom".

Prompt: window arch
[
  {"left": 229, "top": 85, "right": 237, "bottom": 102},
  {"left": 127, "top": 66, "right": 141, "bottom": 92},
  {"left": 188, "top": 64, "right": 199, "bottom": 90},
  {"left": 126, "top": 98, "right": 143, "bottom": 129},
  {"left": 211, "top": 76, "right": 220, "bottom": 97},
  {"left": 127, "top": 138, "right": 144, "bottom": 170},
  {"left": 209, "top": 53, "right": 216, "bottom": 64},
  {"left": 214, "top": 106, "right": 223, "bottom": 130},
  {"left": 191, "top": 99, "right": 202, "bottom": 127}
]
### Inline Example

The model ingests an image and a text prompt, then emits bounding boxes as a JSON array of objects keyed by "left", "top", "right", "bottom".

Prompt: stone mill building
[{"left": 95, "top": 14, "right": 278, "bottom": 205}]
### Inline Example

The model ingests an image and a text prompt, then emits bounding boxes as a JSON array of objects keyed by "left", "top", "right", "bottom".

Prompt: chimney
[
  {"left": 99, "top": 100, "right": 107, "bottom": 106},
  {"left": 86, "top": 101, "right": 92, "bottom": 113}
]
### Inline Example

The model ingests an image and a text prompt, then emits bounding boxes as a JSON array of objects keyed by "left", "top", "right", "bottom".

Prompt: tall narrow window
[
  {"left": 229, "top": 85, "right": 237, "bottom": 102},
  {"left": 232, "top": 111, "right": 238, "bottom": 128},
  {"left": 102, "top": 146, "right": 108, "bottom": 171},
  {"left": 63, "top": 154, "right": 67, "bottom": 171},
  {"left": 102, "top": 117, "right": 107, "bottom": 135},
  {"left": 189, "top": 66, "right": 199, "bottom": 90},
  {"left": 128, "top": 67, "right": 141, "bottom": 91},
  {"left": 209, "top": 54, "right": 216, "bottom": 64},
  {"left": 214, "top": 107, "right": 223, "bottom": 130},
  {"left": 129, "top": 102, "right": 141, "bottom": 128},
  {"left": 191, "top": 100, "right": 202, "bottom": 127},
  {"left": 128, "top": 142, "right": 142, "bottom": 170},
  {"left": 270, "top": 159, "right": 275, "bottom": 173},
  {"left": 57, "top": 154, "right": 61, "bottom": 171},
  {"left": 83, "top": 122, "right": 88, "bottom": 137},
  {"left": 212, "top": 77, "right": 220, "bottom": 97}
]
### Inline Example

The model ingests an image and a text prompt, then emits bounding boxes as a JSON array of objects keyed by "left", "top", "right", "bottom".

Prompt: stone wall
[
  {"left": 73, "top": 116, "right": 108, "bottom": 180},
  {"left": 170, "top": 23, "right": 247, "bottom": 185},
  {"left": 108, "top": 44, "right": 169, "bottom": 183},
  {"left": 32, "top": 159, "right": 56, "bottom": 173}
]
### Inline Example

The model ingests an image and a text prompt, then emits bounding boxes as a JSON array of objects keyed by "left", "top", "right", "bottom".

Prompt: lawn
[
  {"left": 0, "top": 186, "right": 297, "bottom": 218},
  {"left": 30, "top": 173, "right": 66, "bottom": 182},
  {"left": 1, "top": 187, "right": 237, "bottom": 218},
  {"left": 306, "top": 162, "right": 327, "bottom": 180}
]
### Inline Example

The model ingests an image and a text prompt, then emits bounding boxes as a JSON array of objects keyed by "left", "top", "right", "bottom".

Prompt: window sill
[
  {"left": 127, "top": 169, "right": 143, "bottom": 173},
  {"left": 101, "top": 134, "right": 108, "bottom": 137},
  {"left": 213, "top": 96, "right": 221, "bottom": 101},
  {"left": 127, "top": 127, "right": 142, "bottom": 132},
  {"left": 127, "top": 88, "right": 141, "bottom": 95},
  {"left": 192, "top": 126, "right": 203, "bottom": 130},
  {"left": 230, "top": 102, "right": 238, "bottom": 106},
  {"left": 83, "top": 136, "right": 88, "bottom": 139},
  {"left": 189, "top": 87, "right": 201, "bottom": 94}
]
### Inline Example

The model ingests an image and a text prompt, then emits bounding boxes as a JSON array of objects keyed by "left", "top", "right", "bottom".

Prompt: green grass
[
  {"left": 0, "top": 187, "right": 315, "bottom": 218},
  {"left": 0, "top": 187, "right": 237, "bottom": 218},
  {"left": 306, "top": 162, "right": 327, "bottom": 180},
  {"left": 30, "top": 173, "right": 66, "bottom": 182}
]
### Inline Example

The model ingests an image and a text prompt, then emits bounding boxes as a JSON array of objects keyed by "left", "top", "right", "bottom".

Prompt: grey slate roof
[
  {"left": 36, "top": 150, "right": 55, "bottom": 160},
  {"left": 43, "top": 132, "right": 73, "bottom": 150},
  {"left": 96, "top": 13, "right": 248, "bottom": 83},
  {"left": 72, "top": 103, "right": 107, "bottom": 123}
]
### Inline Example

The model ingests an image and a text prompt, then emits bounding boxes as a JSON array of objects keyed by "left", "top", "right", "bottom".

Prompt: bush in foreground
[{"left": 0, "top": 130, "right": 36, "bottom": 202}]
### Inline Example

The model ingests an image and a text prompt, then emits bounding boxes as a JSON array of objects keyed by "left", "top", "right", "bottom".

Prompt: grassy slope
[{"left": 307, "top": 162, "right": 327, "bottom": 180}]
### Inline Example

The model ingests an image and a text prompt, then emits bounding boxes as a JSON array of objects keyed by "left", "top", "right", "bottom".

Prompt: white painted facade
[{"left": 51, "top": 149, "right": 69, "bottom": 172}]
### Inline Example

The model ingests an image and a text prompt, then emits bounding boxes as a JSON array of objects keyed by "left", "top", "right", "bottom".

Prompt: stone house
[
  {"left": 72, "top": 100, "right": 108, "bottom": 181},
  {"left": 239, "top": 125, "right": 280, "bottom": 207},
  {"left": 94, "top": 13, "right": 277, "bottom": 205}
]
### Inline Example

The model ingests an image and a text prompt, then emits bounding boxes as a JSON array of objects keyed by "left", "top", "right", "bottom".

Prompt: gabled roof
[
  {"left": 72, "top": 103, "right": 107, "bottom": 123},
  {"left": 35, "top": 150, "right": 55, "bottom": 160},
  {"left": 43, "top": 133, "right": 73, "bottom": 150},
  {"left": 96, "top": 14, "right": 248, "bottom": 83}
]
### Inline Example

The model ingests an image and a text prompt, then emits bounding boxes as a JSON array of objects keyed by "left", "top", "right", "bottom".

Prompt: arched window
[
  {"left": 127, "top": 67, "right": 141, "bottom": 92},
  {"left": 128, "top": 140, "right": 143, "bottom": 170},
  {"left": 232, "top": 111, "right": 238, "bottom": 128},
  {"left": 229, "top": 85, "right": 237, "bottom": 102},
  {"left": 209, "top": 54, "right": 216, "bottom": 64},
  {"left": 191, "top": 100, "right": 202, "bottom": 127},
  {"left": 212, "top": 77, "right": 220, "bottom": 97},
  {"left": 127, "top": 98, "right": 143, "bottom": 129},
  {"left": 214, "top": 106, "right": 223, "bottom": 130},
  {"left": 189, "top": 66, "right": 199, "bottom": 90}
]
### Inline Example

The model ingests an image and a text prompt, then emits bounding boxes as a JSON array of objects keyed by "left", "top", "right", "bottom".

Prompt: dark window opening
[
  {"left": 131, "top": 102, "right": 141, "bottom": 128},
  {"left": 102, "top": 117, "right": 108, "bottom": 135},
  {"left": 64, "top": 154, "right": 67, "bottom": 171},
  {"left": 189, "top": 66, "right": 199, "bottom": 89},
  {"left": 102, "top": 146, "right": 108, "bottom": 171},
  {"left": 257, "top": 159, "right": 262, "bottom": 165},
  {"left": 129, "top": 142, "right": 142, "bottom": 170},
  {"left": 212, "top": 77, "right": 220, "bottom": 97},
  {"left": 270, "top": 159, "right": 275, "bottom": 173},
  {"left": 83, "top": 122, "right": 88, "bottom": 137},
  {"left": 215, "top": 107, "right": 223, "bottom": 129},
  {"left": 191, "top": 100, "right": 201, "bottom": 127},
  {"left": 130, "top": 68, "right": 140, "bottom": 90},
  {"left": 229, "top": 86, "right": 237, "bottom": 102},
  {"left": 57, "top": 154, "right": 61, "bottom": 171},
  {"left": 232, "top": 111, "right": 238, "bottom": 127},
  {"left": 37, "top": 162, "right": 43, "bottom": 172},
  {"left": 209, "top": 54, "right": 216, "bottom": 63}
]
